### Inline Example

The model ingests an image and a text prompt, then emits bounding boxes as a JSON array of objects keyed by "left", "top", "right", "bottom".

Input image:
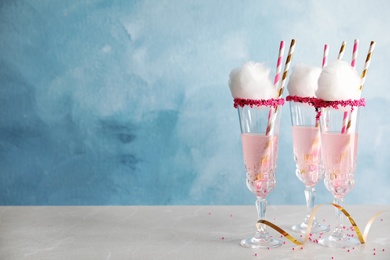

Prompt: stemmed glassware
[
  {"left": 318, "top": 104, "right": 363, "bottom": 248},
  {"left": 237, "top": 102, "right": 283, "bottom": 249},
  {"left": 288, "top": 99, "right": 330, "bottom": 234}
]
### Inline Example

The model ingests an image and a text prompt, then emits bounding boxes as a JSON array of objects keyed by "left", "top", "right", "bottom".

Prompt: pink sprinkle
[
  {"left": 373, "top": 248, "right": 376, "bottom": 251},
  {"left": 374, "top": 253, "right": 376, "bottom": 255},
  {"left": 254, "top": 253, "right": 258, "bottom": 256},
  {"left": 331, "top": 257, "right": 334, "bottom": 259},
  {"left": 310, "top": 233, "right": 313, "bottom": 237},
  {"left": 380, "top": 219, "right": 383, "bottom": 221},
  {"left": 300, "top": 247, "right": 303, "bottom": 250},
  {"left": 347, "top": 250, "right": 350, "bottom": 252},
  {"left": 221, "top": 237, "right": 224, "bottom": 240},
  {"left": 382, "top": 249, "right": 385, "bottom": 252},
  {"left": 283, "top": 241, "right": 286, "bottom": 244},
  {"left": 292, "top": 248, "right": 295, "bottom": 250},
  {"left": 267, "top": 247, "right": 270, "bottom": 250}
]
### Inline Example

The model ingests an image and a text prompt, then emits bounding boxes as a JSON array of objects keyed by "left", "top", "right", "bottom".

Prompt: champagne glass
[
  {"left": 318, "top": 105, "right": 362, "bottom": 248},
  {"left": 237, "top": 103, "right": 283, "bottom": 249},
  {"left": 289, "top": 100, "right": 330, "bottom": 234}
]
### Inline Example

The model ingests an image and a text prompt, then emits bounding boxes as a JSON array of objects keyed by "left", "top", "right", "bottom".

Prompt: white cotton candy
[
  {"left": 316, "top": 60, "right": 362, "bottom": 101},
  {"left": 228, "top": 61, "right": 277, "bottom": 99},
  {"left": 287, "top": 63, "right": 321, "bottom": 97}
]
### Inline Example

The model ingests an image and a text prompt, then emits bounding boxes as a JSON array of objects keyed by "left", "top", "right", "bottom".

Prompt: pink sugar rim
[
  {"left": 314, "top": 98, "right": 366, "bottom": 109},
  {"left": 286, "top": 95, "right": 366, "bottom": 109},
  {"left": 286, "top": 96, "right": 319, "bottom": 106},
  {"left": 233, "top": 98, "right": 285, "bottom": 108}
]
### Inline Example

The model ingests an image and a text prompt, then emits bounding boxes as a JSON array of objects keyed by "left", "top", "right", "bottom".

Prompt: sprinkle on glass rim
[
  {"left": 286, "top": 95, "right": 319, "bottom": 106},
  {"left": 286, "top": 95, "right": 365, "bottom": 109},
  {"left": 314, "top": 98, "right": 366, "bottom": 109},
  {"left": 233, "top": 98, "right": 285, "bottom": 108}
]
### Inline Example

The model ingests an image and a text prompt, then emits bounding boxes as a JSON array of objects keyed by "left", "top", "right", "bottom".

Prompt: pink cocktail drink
[
  {"left": 292, "top": 126, "right": 321, "bottom": 186},
  {"left": 321, "top": 133, "right": 358, "bottom": 198},
  {"left": 236, "top": 101, "right": 284, "bottom": 249},
  {"left": 318, "top": 103, "right": 364, "bottom": 248},
  {"left": 241, "top": 133, "right": 278, "bottom": 198},
  {"left": 288, "top": 100, "right": 328, "bottom": 234},
  {"left": 229, "top": 42, "right": 294, "bottom": 249}
]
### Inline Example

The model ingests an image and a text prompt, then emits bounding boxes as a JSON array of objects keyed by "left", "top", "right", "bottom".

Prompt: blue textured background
[{"left": 0, "top": 0, "right": 389, "bottom": 205}]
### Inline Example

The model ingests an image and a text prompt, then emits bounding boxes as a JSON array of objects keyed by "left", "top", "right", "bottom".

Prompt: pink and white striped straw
[
  {"left": 322, "top": 44, "right": 329, "bottom": 68},
  {"left": 277, "top": 39, "right": 296, "bottom": 98},
  {"left": 340, "top": 111, "right": 350, "bottom": 134},
  {"left": 315, "top": 44, "right": 329, "bottom": 128},
  {"left": 351, "top": 39, "right": 359, "bottom": 69},
  {"left": 336, "top": 41, "right": 348, "bottom": 134},
  {"left": 274, "top": 41, "right": 285, "bottom": 86},
  {"left": 266, "top": 39, "right": 296, "bottom": 135},
  {"left": 342, "top": 39, "right": 359, "bottom": 134}
]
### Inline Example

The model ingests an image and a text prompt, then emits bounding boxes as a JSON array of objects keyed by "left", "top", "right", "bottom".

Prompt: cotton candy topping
[
  {"left": 316, "top": 60, "right": 361, "bottom": 101},
  {"left": 228, "top": 61, "right": 277, "bottom": 100},
  {"left": 287, "top": 63, "right": 321, "bottom": 97}
]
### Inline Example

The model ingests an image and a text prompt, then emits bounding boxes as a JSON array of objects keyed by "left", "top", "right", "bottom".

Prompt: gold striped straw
[
  {"left": 359, "top": 41, "right": 376, "bottom": 91},
  {"left": 338, "top": 41, "right": 347, "bottom": 60},
  {"left": 266, "top": 39, "right": 296, "bottom": 135},
  {"left": 277, "top": 39, "right": 296, "bottom": 98}
]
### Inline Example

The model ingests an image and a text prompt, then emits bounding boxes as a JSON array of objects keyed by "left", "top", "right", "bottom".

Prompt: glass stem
[
  {"left": 333, "top": 197, "right": 344, "bottom": 236},
  {"left": 256, "top": 197, "right": 267, "bottom": 234},
  {"left": 304, "top": 186, "right": 315, "bottom": 223}
]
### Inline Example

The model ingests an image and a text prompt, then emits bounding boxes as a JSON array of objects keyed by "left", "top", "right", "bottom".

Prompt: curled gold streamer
[
  {"left": 330, "top": 203, "right": 364, "bottom": 244},
  {"left": 257, "top": 219, "right": 303, "bottom": 246},
  {"left": 256, "top": 203, "right": 388, "bottom": 246}
]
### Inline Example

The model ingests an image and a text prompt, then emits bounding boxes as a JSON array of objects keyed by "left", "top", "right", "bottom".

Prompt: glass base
[
  {"left": 240, "top": 237, "right": 282, "bottom": 249},
  {"left": 291, "top": 220, "right": 330, "bottom": 234},
  {"left": 318, "top": 234, "right": 360, "bottom": 248}
]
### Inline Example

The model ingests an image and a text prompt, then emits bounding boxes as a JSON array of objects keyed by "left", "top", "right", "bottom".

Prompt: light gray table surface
[{"left": 0, "top": 205, "right": 389, "bottom": 259}]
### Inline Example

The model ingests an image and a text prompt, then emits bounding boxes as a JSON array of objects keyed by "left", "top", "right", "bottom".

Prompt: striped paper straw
[
  {"left": 342, "top": 39, "right": 360, "bottom": 134},
  {"left": 338, "top": 41, "right": 347, "bottom": 60},
  {"left": 315, "top": 44, "right": 329, "bottom": 129},
  {"left": 266, "top": 39, "right": 296, "bottom": 135},
  {"left": 359, "top": 41, "right": 376, "bottom": 91},
  {"left": 338, "top": 41, "right": 347, "bottom": 134},
  {"left": 277, "top": 39, "right": 296, "bottom": 98},
  {"left": 310, "top": 44, "right": 329, "bottom": 155},
  {"left": 341, "top": 111, "right": 350, "bottom": 134},
  {"left": 322, "top": 44, "right": 329, "bottom": 68},
  {"left": 351, "top": 39, "right": 359, "bottom": 69},
  {"left": 274, "top": 41, "right": 285, "bottom": 86}
]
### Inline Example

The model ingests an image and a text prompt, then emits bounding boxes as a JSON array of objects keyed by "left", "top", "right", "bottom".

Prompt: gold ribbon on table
[{"left": 256, "top": 203, "right": 388, "bottom": 246}]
